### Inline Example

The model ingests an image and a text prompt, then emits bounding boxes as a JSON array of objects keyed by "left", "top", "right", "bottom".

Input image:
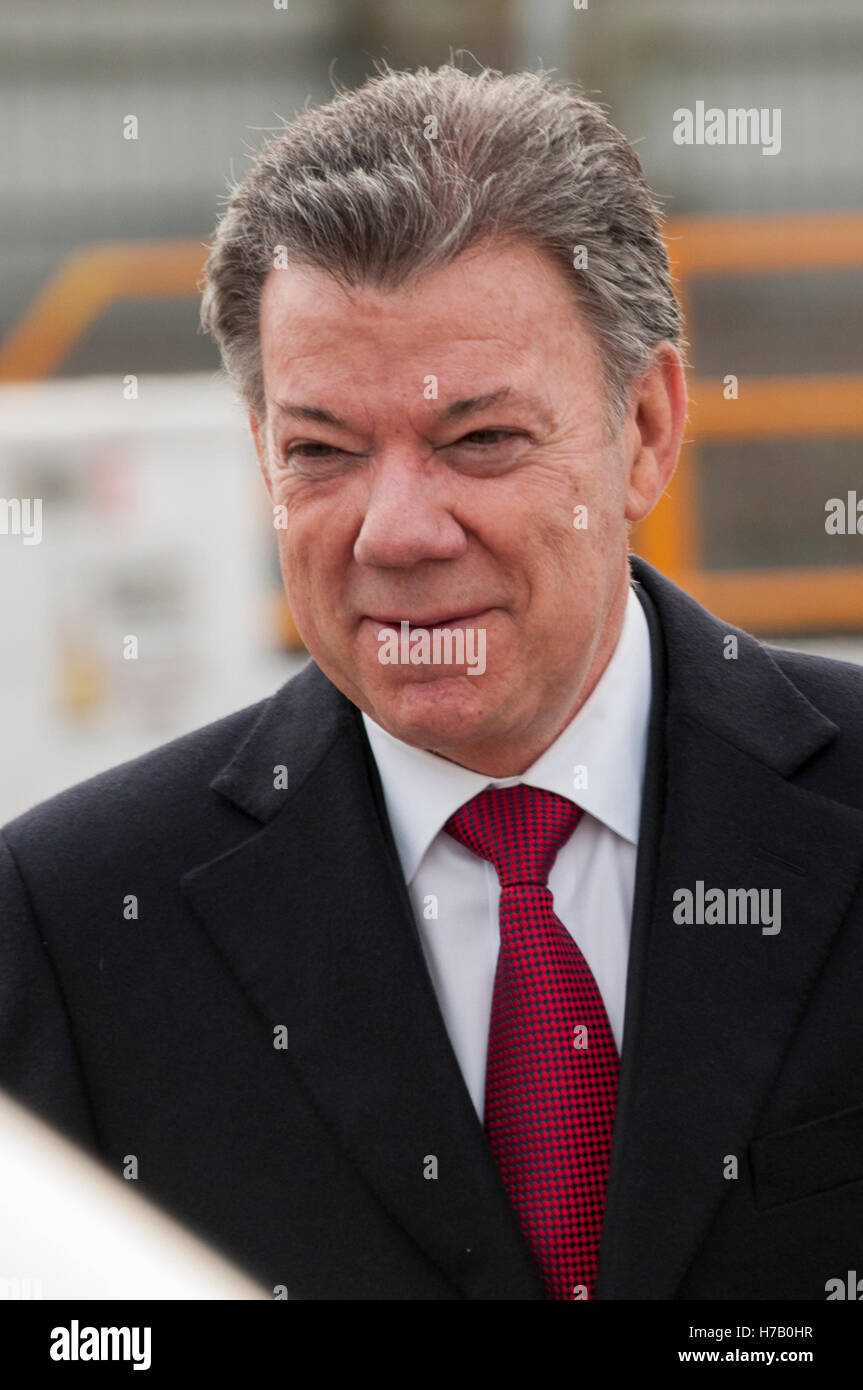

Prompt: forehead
[{"left": 256, "top": 238, "right": 601, "bottom": 393}]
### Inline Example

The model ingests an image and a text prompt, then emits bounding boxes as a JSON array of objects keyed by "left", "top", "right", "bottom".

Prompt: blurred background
[{"left": 1, "top": 0, "right": 862, "bottom": 821}]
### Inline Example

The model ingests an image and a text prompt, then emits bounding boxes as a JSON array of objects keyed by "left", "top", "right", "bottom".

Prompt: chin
[{"left": 370, "top": 673, "right": 494, "bottom": 751}]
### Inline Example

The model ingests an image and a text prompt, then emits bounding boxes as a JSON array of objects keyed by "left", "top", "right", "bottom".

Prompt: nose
[{"left": 353, "top": 452, "right": 468, "bottom": 568}]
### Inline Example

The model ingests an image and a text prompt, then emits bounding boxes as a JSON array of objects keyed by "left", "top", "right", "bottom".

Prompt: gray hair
[{"left": 199, "top": 61, "right": 683, "bottom": 435}]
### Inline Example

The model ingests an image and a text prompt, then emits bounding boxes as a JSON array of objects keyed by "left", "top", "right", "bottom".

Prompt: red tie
[{"left": 444, "top": 784, "right": 619, "bottom": 1300}]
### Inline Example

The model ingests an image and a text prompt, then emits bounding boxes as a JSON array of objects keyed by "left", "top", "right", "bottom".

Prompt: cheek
[
  {"left": 520, "top": 511, "right": 616, "bottom": 628},
  {"left": 279, "top": 533, "right": 322, "bottom": 611},
  {"left": 276, "top": 499, "right": 356, "bottom": 620}
]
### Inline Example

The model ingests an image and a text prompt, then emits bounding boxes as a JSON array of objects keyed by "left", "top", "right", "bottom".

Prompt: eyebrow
[
  {"left": 273, "top": 401, "right": 347, "bottom": 428},
  {"left": 272, "top": 387, "right": 551, "bottom": 433}
]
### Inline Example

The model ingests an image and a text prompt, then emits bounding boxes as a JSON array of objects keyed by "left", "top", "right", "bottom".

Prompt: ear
[
  {"left": 623, "top": 343, "right": 688, "bottom": 524},
  {"left": 249, "top": 407, "right": 275, "bottom": 502}
]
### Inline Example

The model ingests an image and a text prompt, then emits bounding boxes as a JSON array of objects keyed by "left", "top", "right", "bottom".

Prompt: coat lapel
[
  {"left": 181, "top": 662, "right": 545, "bottom": 1300},
  {"left": 595, "top": 559, "right": 863, "bottom": 1298}
]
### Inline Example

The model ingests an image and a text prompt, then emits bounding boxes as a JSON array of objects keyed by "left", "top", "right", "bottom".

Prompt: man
[{"left": 2, "top": 63, "right": 862, "bottom": 1301}]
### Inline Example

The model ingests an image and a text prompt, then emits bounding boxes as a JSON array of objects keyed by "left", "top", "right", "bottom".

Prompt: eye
[
  {"left": 458, "top": 429, "right": 520, "bottom": 446},
  {"left": 280, "top": 441, "right": 361, "bottom": 477},
  {"left": 442, "top": 428, "right": 531, "bottom": 474},
  {"left": 283, "top": 442, "right": 344, "bottom": 461}
]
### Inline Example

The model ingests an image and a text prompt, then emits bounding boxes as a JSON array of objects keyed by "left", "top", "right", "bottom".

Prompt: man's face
[{"left": 251, "top": 238, "right": 675, "bottom": 774}]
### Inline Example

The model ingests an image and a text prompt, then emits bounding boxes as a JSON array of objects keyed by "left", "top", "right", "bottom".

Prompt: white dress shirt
[{"left": 361, "top": 584, "right": 653, "bottom": 1121}]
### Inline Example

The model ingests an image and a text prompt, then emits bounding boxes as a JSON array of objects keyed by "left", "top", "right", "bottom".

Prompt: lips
[{"left": 366, "top": 609, "right": 488, "bottom": 628}]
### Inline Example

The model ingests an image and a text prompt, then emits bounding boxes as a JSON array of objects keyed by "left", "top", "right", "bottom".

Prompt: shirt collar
[{"left": 361, "top": 584, "right": 653, "bottom": 884}]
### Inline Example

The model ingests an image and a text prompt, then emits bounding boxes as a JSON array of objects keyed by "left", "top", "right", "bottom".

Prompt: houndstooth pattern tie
[{"left": 444, "top": 783, "right": 619, "bottom": 1300}]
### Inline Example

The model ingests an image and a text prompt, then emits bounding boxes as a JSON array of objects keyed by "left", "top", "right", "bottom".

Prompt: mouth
[{"left": 364, "top": 608, "right": 491, "bottom": 630}]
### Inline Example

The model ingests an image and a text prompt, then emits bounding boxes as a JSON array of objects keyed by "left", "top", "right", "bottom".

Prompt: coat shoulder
[
  {"left": 765, "top": 643, "right": 863, "bottom": 806},
  {"left": 766, "top": 643, "right": 863, "bottom": 728}
]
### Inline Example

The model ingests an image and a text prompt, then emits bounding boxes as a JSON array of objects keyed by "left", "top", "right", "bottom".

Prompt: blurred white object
[
  {"left": 0, "top": 373, "right": 298, "bottom": 823},
  {"left": 0, "top": 1088, "right": 268, "bottom": 1299}
]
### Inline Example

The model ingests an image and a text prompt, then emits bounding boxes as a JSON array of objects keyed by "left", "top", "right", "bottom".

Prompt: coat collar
[
  {"left": 628, "top": 555, "right": 836, "bottom": 774},
  {"left": 184, "top": 557, "right": 862, "bottom": 1299}
]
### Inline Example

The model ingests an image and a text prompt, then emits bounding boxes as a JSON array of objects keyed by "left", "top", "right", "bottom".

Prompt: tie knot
[{"left": 444, "top": 784, "right": 583, "bottom": 888}]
